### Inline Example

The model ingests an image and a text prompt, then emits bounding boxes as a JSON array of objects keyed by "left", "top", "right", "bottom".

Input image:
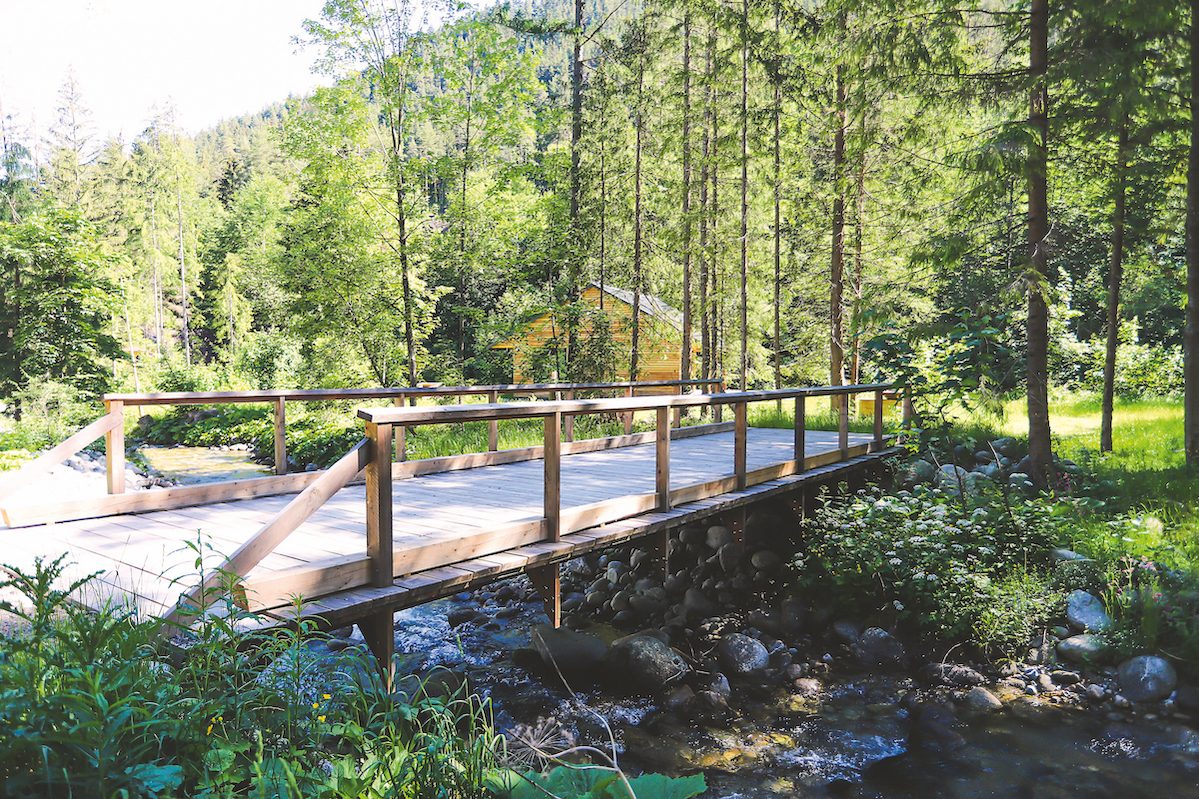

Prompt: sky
[{"left": 0, "top": 0, "right": 329, "bottom": 143}]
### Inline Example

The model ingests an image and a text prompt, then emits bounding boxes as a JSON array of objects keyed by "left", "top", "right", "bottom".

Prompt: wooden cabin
[{"left": 492, "top": 283, "right": 700, "bottom": 384}]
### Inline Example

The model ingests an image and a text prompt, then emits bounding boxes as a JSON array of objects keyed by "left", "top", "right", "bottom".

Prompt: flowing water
[
  {"left": 138, "top": 445, "right": 271, "bottom": 483},
  {"left": 384, "top": 595, "right": 1199, "bottom": 799}
]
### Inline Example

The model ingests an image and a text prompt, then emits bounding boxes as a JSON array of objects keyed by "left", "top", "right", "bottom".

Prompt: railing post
[
  {"left": 656, "top": 406, "right": 671, "bottom": 510},
  {"left": 794, "top": 394, "right": 806, "bottom": 472},
  {"left": 392, "top": 394, "right": 408, "bottom": 462},
  {"left": 839, "top": 392, "right": 850, "bottom": 461},
  {"left": 624, "top": 384, "right": 634, "bottom": 435},
  {"left": 715, "top": 379, "right": 725, "bottom": 423},
  {"left": 734, "top": 400, "right": 747, "bottom": 489},
  {"left": 487, "top": 390, "right": 499, "bottom": 452},
  {"left": 544, "top": 411, "right": 561, "bottom": 541},
  {"left": 873, "top": 388, "right": 885, "bottom": 449},
  {"left": 564, "top": 389, "right": 575, "bottom": 442},
  {"left": 273, "top": 397, "right": 287, "bottom": 475},
  {"left": 104, "top": 399, "right": 125, "bottom": 494},
  {"left": 363, "top": 421, "right": 395, "bottom": 685}
]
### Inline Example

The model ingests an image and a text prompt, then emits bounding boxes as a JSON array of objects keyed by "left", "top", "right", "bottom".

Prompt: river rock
[
  {"left": 851, "top": 627, "right": 906, "bottom": 670},
  {"left": 750, "top": 549, "right": 782, "bottom": 572},
  {"left": 717, "top": 633, "right": 770, "bottom": 676},
  {"left": 897, "top": 459, "right": 936, "bottom": 488},
  {"left": 1066, "top": 590, "right": 1112, "bottom": 632},
  {"left": 1052, "top": 548, "right": 1090, "bottom": 562},
  {"left": 447, "top": 607, "right": 482, "bottom": 628},
  {"left": 1117, "top": 656, "right": 1177, "bottom": 703},
  {"left": 718, "top": 542, "right": 744, "bottom": 573},
  {"left": 962, "top": 686, "right": 1003, "bottom": 713},
  {"left": 936, "top": 464, "right": 971, "bottom": 490},
  {"left": 1057, "top": 633, "right": 1106, "bottom": 664},
  {"left": 531, "top": 625, "right": 607, "bottom": 675},
  {"left": 922, "top": 662, "right": 985, "bottom": 687},
  {"left": 832, "top": 619, "right": 863, "bottom": 644},
  {"left": 706, "top": 525, "right": 733, "bottom": 551},
  {"left": 607, "top": 633, "right": 690, "bottom": 690},
  {"left": 992, "top": 437, "right": 1019, "bottom": 458},
  {"left": 1175, "top": 684, "right": 1199, "bottom": 712},
  {"left": 682, "top": 588, "right": 716, "bottom": 619}
]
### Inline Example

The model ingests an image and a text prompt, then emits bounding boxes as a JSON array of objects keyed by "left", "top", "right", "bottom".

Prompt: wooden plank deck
[{"left": 1, "top": 426, "right": 885, "bottom": 623}]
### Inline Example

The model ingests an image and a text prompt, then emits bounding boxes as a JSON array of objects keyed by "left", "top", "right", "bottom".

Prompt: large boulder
[
  {"left": 1117, "top": 655, "right": 1178, "bottom": 703},
  {"left": 717, "top": 633, "right": 770, "bottom": 676},
  {"left": 921, "top": 662, "right": 986, "bottom": 688},
  {"left": 607, "top": 633, "right": 691, "bottom": 691},
  {"left": 851, "top": 627, "right": 906, "bottom": 670},
  {"left": 531, "top": 625, "right": 607, "bottom": 675},
  {"left": 897, "top": 459, "right": 937, "bottom": 488},
  {"left": 1065, "top": 590, "right": 1112, "bottom": 632},
  {"left": 1056, "top": 633, "right": 1106, "bottom": 664}
]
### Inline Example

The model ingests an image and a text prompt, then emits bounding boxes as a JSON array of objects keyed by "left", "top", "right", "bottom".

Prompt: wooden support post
[
  {"left": 273, "top": 397, "right": 287, "bottom": 476},
  {"left": 655, "top": 406, "right": 670, "bottom": 510},
  {"left": 794, "top": 394, "right": 806, "bottom": 472},
  {"left": 734, "top": 401, "right": 747, "bottom": 489},
  {"left": 624, "top": 385, "right": 634, "bottom": 435},
  {"left": 104, "top": 399, "right": 125, "bottom": 494},
  {"left": 873, "top": 388, "right": 885, "bottom": 449},
  {"left": 528, "top": 563, "right": 561, "bottom": 627},
  {"left": 714, "top": 379, "right": 725, "bottom": 423},
  {"left": 364, "top": 422, "right": 394, "bottom": 685},
  {"left": 671, "top": 406, "right": 681, "bottom": 429},
  {"left": 544, "top": 412, "right": 561, "bottom": 541},
  {"left": 564, "top": 389, "right": 575, "bottom": 442},
  {"left": 487, "top": 390, "right": 499, "bottom": 452},
  {"left": 647, "top": 528, "right": 670, "bottom": 581},
  {"left": 839, "top": 393, "right": 850, "bottom": 461},
  {"left": 902, "top": 386, "right": 914, "bottom": 440},
  {"left": 392, "top": 394, "right": 408, "bottom": 462}
]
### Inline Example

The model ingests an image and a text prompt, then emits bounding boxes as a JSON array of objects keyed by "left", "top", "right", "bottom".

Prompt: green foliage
[
  {"left": 507, "top": 766, "right": 706, "bottom": 799},
  {"left": 0, "top": 554, "right": 507, "bottom": 798},
  {"left": 798, "top": 484, "right": 1063, "bottom": 656},
  {"left": 0, "top": 211, "right": 122, "bottom": 400}
]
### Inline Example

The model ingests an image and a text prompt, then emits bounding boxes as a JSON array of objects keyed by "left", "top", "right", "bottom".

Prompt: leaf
[
  {"left": 622, "top": 772, "right": 707, "bottom": 799},
  {"left": 125, "top": 763, "right": 184, "bottom": 796}
]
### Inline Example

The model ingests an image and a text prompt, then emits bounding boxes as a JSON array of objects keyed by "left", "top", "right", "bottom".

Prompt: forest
[
  {"left": 1, "top": 0, "right": 1193, "bottom": 478},
  {"left": 7, "top": 0, "right": 1199, "bottom": 796}
]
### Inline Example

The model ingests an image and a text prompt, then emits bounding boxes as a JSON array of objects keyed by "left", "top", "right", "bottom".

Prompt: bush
[
  {"left": 797, "top": 483, "right": 1064, "bottom": 657},
  {"left": 0, "top": 554, "right": 506, "bottom": 798}
]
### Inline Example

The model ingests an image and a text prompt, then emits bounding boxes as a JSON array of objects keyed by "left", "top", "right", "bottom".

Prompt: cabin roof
[{"left": 492, "top": 282, "right": 684, "bottom": 349}]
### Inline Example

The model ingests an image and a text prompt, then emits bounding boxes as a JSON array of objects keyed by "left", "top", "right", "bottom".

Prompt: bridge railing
[
  {"left": 0, "top": 378, "right": 723, "bottom": 527},
  {"left": 162, "top": 381, "right": 907, "bottom": 625}
]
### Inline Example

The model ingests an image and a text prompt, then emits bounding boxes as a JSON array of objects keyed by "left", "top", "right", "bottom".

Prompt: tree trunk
[
  {"left": 1026, "top": 0, "right": 1054, "bottom": 483},
  {"left": 681, "top": 11, "right": 694, "bottom": 382},
  {"left": 631, "top": 35, "right": 646, "bottom": 381},
  {"left": 772, "top": 0, "right": 782, "bottom": 400},
  {"left": 1101, "top": 114, "right": 1129, "bottom": 454},
  {"left": 458, "top": 73, "right": 473, "bottom": 367},
  {"left": 829, "top": 63, "right": 847, "bottom": 404},
  {"left": 850, "top": 130, "right": 867, "bottom": 384},
  {"left": 739, "top": 0, "right": 750, "bottom": 390},
  {"left": 393, "top": 98, "right": 418, "bottom": 386},
  {"left": 176, "top": 178, "right": 191, "bottom": 366},
  {"left": 1187, "top": 0, "right": 1199, "bottom": 466},
  {"left": 709, "top": 27, "right": 721, "bottom": 382},
  {"left": 699, "top": 27, "right": 712, "bottom": 381}
]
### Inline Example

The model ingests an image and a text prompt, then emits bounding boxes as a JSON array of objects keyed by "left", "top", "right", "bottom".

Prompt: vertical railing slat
[
  {"left": 839, "top": 393, "right": 850, "bottom": 460},
  {"left": 564, "top": 389, "right": 575, "bottom": 442},
  {"left": 794, "top": 394, "right": 806, "bottom": 472},
  {"left": 365, "top": 422, "right": 394, "bottom": 586},
  {"left": 734, "top": 401, "right": 747, "bottom": 489},
  {"left": 544, "top": 412, "right": 561, "bottom": 541},
  {"left": 487, "top": 390, "right": 499, "bottom": 452},
  {"left": 105, "top": 399, "right": 125, "bottom": 494},
  {"left": 273, "top": 397, "right": 287, "bottom": 476},
  {"left": 656, "top": 406, "right": 671, "bottom": 510}
]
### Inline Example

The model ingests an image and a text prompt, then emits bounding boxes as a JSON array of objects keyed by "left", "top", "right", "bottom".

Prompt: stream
[
  {"left": 381, "top": 594, "right": 1199, "bottom": 798},
  {"left": 129, "top": 446, "right": 1199, "bottom": 795}
]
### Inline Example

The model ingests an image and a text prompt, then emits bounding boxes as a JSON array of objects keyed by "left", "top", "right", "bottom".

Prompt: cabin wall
[{"left": 506, "top": 286, "right": 697, "bottom": 386}]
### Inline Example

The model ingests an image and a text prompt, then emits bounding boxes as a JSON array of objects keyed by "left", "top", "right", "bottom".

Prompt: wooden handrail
[
  {"left": 0, "top": 410, "right": 123, "bottom": 502},
  {"left": 162, "top": 438, "right": 372, "bottom": 626},
  {"left": 103, "top": 379, "right": 724, "bottom": 406},
  {"left": 357, "top": 383, "right": 896, "bottom": 426}
]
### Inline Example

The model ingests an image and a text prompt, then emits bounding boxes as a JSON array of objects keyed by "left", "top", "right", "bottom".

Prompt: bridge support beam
[
  {"left": 528, "top": 563, "right": 561, "bottom": 627},
  {"left": 360, "top": 611, "right": 395, "bottom": 691}
]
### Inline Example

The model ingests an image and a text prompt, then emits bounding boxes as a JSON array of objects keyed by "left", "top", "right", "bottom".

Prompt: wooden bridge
[{"left": 0, "top": 379, "right": 907, "bottom": 672}]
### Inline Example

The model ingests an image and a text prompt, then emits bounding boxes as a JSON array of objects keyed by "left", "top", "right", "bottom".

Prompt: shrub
[
  {"left": 0, "top": 554, "right": 508, "bottom": 798},
  {"left": 797, "top": 484, "right": 1063, "bottom": 657}
]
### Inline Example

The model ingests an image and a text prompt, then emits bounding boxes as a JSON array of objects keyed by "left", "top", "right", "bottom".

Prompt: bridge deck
[{"left": 1, "top": 426, "right": 883, "bottom": 624}]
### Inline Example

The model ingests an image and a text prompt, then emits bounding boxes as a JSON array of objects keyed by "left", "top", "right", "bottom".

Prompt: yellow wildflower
[
  {"left": 322, "top": 693, "right": 331, "bottom": 700},
  {"left": 318, "top": 715, "right": 326, "bottom": 723}
]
